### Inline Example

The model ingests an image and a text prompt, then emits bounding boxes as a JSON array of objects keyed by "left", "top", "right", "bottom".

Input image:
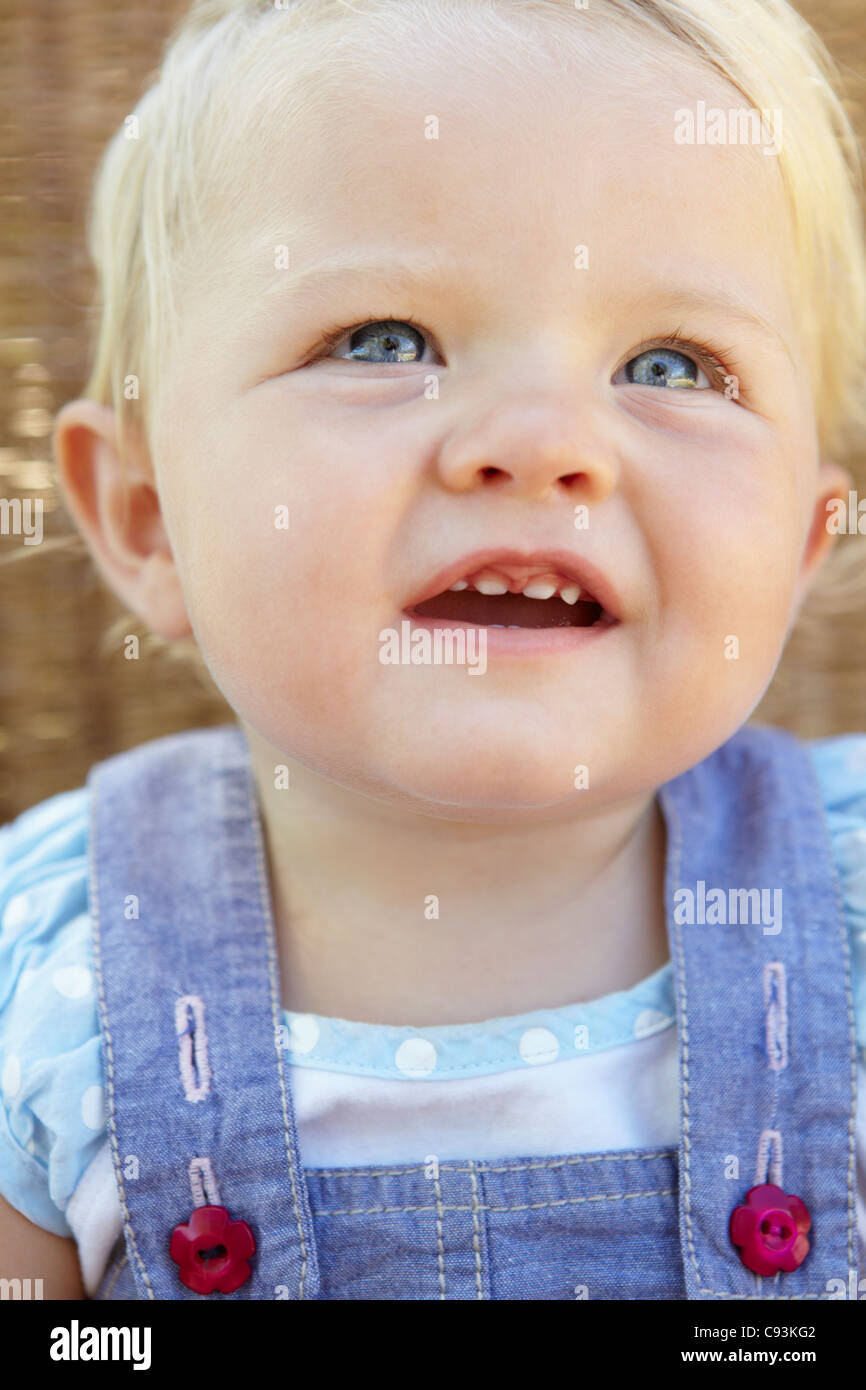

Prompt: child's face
[{"left": 139, "top": 32, "right": 846, "bottom": 816}]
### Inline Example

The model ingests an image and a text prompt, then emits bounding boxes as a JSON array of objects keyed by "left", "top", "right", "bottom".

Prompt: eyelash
[
  {"left": 312, "top": 313, "right": 430, "bottom": 359},
  {"left": 625, "top": 327, "right": 741, "bottom": 392},
  {"left": 310, "top": 316, "right": 740, "bottom": 392}
]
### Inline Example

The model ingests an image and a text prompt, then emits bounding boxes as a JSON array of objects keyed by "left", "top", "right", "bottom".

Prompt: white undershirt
[{"left": 66, "top": 1027, "right": 866, "bottom": 1297}]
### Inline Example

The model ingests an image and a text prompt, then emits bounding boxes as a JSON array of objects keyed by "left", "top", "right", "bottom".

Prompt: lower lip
[{"left": 403, "top": 612, "right": 620, "bottom": 657}]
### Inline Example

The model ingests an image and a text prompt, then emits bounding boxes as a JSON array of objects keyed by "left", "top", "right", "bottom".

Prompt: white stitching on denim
[
  {"left": 433, "top": 1172, "right": 447, "bottom": 1299},
  {"left": 243, "top": 744, "right": 313, "bottom": 1300},
  {"left": 312, "top": 1187, "right": 678, "bottom": 1216},
  {"left": 175, "top": 994, "right": 212, "bottom": 1102},
  {"left": 684, "top": 739, "right": 859, "bottom": 1300},
  {"left": 759, "top": 962, "right": 784, "bottom": 1303},
  {"left": 697, "top": 1291, "right": 836, "bottom": 1300},
  {"left": 763, "top": 964, "right": 788, "bottom": 1072},
  {"left": 801, "top": 746, "right": 859, "bottom": 1275},
  {"left": 99, "top": 1248, "right": 130, "bottom": 1300},
  {"left": 661, "top": 783, "right": 702, "bottom": 1289},
  {"left": 755, "top": 1129, "right": 783, "bottom": 1187},
  {"left": 468, "top": 1161, "right": 484, "bottom": 1300},
  {"left": 759, "top": 967, "right": 784, "bottom": 1305},
  {"left": 88, "top": 772, "right": 155, "bottom": 1300},
  {"left": 189, "top": 1155, "right": 221, "bottom": 1208},
  {"left": 306, "top": 1150, "right": 675, "bottom": 1178}
]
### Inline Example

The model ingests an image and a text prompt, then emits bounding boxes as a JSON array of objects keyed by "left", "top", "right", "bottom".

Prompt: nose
[{"left": 435, "top": 393, "right": 619, "bottom": 504}]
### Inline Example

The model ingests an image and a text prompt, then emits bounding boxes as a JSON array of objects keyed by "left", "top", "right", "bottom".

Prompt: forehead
[{"left": 178, "top": 16, "right": 800, "bottom": 369}]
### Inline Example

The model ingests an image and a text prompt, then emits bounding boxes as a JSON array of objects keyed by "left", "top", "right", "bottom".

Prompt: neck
[{"left": 241, "top": 723, "right": 670, "bottom": 1025}]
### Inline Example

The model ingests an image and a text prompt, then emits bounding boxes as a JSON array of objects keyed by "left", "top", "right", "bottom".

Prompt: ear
[
  {"left": 52, "top": 399, "right": 193, "bottom": 640},
  {"left": 789, "top": 460, "right": 854, "bottom": 614}
]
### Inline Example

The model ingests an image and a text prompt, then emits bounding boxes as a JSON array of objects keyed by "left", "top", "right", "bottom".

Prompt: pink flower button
[
  {"left": 729, "top": 1183, "right": 811, "bottom": 1276},
  {"left": 169, "top": 1204, "right": 256, "bottom": 1294}
]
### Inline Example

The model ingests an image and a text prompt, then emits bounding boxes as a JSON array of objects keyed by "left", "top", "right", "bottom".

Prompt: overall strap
[
  {"left": 87, "top": 724, "right": 320, "bottom": 1300},
  {"left": 658, "top": 724, "right": 857, "bottom": 1300}
]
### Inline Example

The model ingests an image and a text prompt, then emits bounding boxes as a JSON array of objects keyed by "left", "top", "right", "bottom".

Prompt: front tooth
[
  {"left": 559, "top": 584, "right": 580, "bottom": 605},
  {"left": 522, "top": 581, "right": 558, "bottom": 600},
  {"left": 449, "top": 580, "right": 469, "bottom": 591},
  {"left": 473, "top": 572, "right": 509, "bottom": 595}
]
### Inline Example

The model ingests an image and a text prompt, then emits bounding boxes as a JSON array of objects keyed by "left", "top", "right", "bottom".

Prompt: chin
[
  {"left": 389, "top": 781, "right": 604, "bottom": 824},
  {"left": 372, "top": 739, "right": 600, "bottom": 818}
]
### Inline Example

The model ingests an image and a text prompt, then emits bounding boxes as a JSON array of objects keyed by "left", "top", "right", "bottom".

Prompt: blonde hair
[{"left": 53, "top": 0, "right": 866, "bottom": 683}]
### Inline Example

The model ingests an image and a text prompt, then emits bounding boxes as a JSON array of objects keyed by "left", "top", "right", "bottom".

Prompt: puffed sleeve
[{"left": 0, "top": 785, "right": 105, "bottom": 1237}]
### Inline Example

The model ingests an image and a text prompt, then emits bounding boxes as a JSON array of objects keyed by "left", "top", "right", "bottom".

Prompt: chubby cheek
[
  {"left": 166, "top": 452, "right": 406, "bottom": 759},
  {"left": 639, "top": 431, "right": 804, "bottom": 726}
]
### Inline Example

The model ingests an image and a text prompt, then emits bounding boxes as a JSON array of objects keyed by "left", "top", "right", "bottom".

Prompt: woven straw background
[{"left": 0, "top": 0, "right": 864, "bottom": 823}]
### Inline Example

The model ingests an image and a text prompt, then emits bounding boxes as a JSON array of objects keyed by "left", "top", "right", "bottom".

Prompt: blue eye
[
  {"left": 623, "top": 345, "right": 710, "bottom": 389},
  {"left": 326, "top": 319, "right": 428, "bottom": 363},
  {"left": 307, "top": 320, "right": 735, "bottom": 392}
]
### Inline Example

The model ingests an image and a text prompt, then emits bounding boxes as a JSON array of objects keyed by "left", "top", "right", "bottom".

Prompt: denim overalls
[{"left": 87, "top": 722, "right": 857, "bottom": 1300}]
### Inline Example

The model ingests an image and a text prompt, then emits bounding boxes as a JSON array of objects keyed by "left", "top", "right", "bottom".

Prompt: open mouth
[{"left": 408, "top": 569, "right": 608, "bottom": 629}]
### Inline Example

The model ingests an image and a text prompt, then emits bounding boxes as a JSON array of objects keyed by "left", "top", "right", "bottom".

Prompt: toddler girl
[{"left": 2, "top": 0, "right": 866, "bottom": 1300}]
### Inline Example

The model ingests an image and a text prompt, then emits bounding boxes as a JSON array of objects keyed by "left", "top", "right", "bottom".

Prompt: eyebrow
[
  {"left": 621, "top": 282, "right": 794, "bottom": 362},
  {"left": 264, "top": 247, "right": 793, "bottom": 360},
  {"left": 263, "top": 247, "right": 454, "bottom": 303}
]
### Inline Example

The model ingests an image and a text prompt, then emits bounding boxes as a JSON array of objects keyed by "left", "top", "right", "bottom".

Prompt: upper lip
[{"left": 405, "top": 547, "right": 623, "bottom": 620}]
